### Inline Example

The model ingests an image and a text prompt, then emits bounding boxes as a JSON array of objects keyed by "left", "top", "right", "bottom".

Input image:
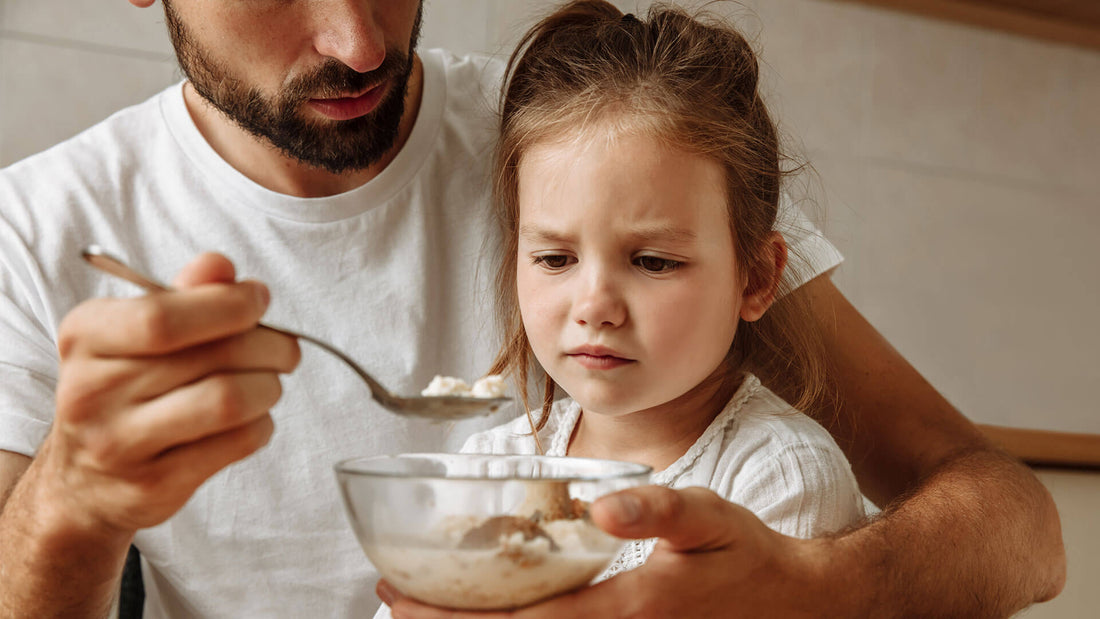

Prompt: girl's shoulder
[
  {"left": 708, "top": 380, "right": 867, "bottom": 537},
  {"left": 732, "top": 384, "right": 843, "bottom": 454},
  {"left": 678, "top": 375, "right": 843, "bottom": 468},
  {"left": 672, "top": 376, "right": 853, "bottom": 490}
]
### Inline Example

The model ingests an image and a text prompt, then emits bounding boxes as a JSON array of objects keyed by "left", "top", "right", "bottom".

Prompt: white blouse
[{"left": 460, "top": 374, "right": 867, "bottom": 578}]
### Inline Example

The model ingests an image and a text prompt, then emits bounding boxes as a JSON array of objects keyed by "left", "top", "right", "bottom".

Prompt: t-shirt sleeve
[
  {"left": 0, "top": 233, "right": 59, "bottom": 456},
  {"left": 775, "top": 193, "right": 844, "bottom": 293},
  {"left": 729, "top": 442, "right": 865, "bottom": 539},
  {"left": 0, "top": 275, "right": 57, "bottom": 455}
]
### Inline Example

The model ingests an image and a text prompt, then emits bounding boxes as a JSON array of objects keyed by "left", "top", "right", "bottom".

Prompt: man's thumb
[{"left": 591, "top": 485, "right": 746, "bottom": 552}]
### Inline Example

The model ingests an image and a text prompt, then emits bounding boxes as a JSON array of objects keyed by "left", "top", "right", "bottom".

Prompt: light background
[{"left": 0, "top": 1, "right": 1096, "bottom": 616}]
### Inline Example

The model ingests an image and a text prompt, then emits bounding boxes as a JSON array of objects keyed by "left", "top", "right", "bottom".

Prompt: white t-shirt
[
  {"left": 0, "top": 50, "right": 843, "bottom": 617},
  {"left": 374, "top": 375, "right": 864, "bottom": 619}
]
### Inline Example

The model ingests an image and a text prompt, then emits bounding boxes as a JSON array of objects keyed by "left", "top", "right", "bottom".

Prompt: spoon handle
[
  {"left": 80, "top": 246, "right": 399, "bottom": 406},
  {"left": 82, "top": 246, "right": 170, "bottom": 292},
  {"left": 280, "top": 330, "right": 399, "bottom": 407}
]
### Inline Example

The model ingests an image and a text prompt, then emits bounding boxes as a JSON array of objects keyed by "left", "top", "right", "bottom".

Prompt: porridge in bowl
[{"left": 335, "top": 454, "right": 650, "bottom": 610}]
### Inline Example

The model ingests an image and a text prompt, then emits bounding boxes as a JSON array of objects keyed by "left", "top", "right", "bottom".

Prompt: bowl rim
[{"left": 334, "top": 453, "right": 653, "bottom": 482}]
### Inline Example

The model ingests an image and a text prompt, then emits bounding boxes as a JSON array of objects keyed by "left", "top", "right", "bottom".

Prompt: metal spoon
[{"left": 81, "top": 245, "right": 510, "bottom": 421}]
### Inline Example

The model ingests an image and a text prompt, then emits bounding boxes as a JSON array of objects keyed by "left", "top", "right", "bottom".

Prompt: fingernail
[
  {"left": 605, "top": 493, "right": 641, "bottom": 525},
  {"left": 255, "top": 283, "right": 270, "bottom": 310},
  {"left": 377, "top": 580, "right": 396, "bottom": 605}
]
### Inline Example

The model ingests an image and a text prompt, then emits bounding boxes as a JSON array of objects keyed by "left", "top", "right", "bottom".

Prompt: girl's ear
[{"left": 739, "top": 232, "right": 788, "bottom": 322}]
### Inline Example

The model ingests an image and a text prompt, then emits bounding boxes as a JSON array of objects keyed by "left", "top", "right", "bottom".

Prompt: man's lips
[
  {"left": 306, "top": 81, "right": 387, "bottom": 121},
  {"left": 566, "top": 346, "right": 635, "bottom": 370}
]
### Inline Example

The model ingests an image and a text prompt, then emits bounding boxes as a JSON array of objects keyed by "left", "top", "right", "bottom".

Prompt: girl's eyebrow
[
  {"left": 518, "top": 224, "right": 571, "bottom": 243},
  {"left": 519, "top": 223, "right": 698, "bottom": 243},
  {"left": 624, "top": 225, "right": 697, "bottom": 244}
]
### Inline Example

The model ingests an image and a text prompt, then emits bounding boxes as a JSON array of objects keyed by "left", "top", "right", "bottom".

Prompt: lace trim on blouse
[{"left": 543, "top": 375, "right": 762, "bottom": 579}]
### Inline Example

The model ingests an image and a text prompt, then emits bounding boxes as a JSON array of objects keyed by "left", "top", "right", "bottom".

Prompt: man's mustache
[{"left": 285, "top": 52, "right": 410, "bottom": 102}]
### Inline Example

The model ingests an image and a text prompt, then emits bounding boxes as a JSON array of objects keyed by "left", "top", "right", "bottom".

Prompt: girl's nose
[
  {"left": 572, "top": 267, "right": 627, "bottom": 329},
  {"left": 311, "top": 1, "right": 386, "bottom": 74}
]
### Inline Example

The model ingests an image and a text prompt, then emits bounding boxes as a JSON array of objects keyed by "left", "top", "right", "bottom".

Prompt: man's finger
[
  {"left": 171, "top": 252, "right": 237, "bottom": 288},
  {"left": 58, "top": 281, "right": 271, "bottom": 357},
  {"left": 119, "top": 327, "right": 301, "bottom": 401},
  {"left": 118, "top": 371, "right": 286, "bottom": 461},
  {"left": 590, "top": 486, "right": 749, "bottom": 552},
  {"left": 99, "top": 413, "right": 277, "bottom": 531},
  {"left": 153, "top": 411, "right": 276, "bottom": 487}
]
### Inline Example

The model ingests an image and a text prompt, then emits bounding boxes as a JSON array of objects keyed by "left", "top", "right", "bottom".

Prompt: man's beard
[{"left": 164, "top": 1, "right": 422, "bottom": 174}]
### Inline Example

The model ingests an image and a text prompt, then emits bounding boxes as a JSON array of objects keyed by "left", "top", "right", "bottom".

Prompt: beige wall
[{"left": 1, "top": 0, "right": 1096, "bottom": 616}]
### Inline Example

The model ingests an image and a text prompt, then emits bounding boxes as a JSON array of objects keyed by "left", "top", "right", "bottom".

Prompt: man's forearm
[
  {"left": 834, "top": 448, "right": 1065, "bottom": 617},
  {"left": 0, "top": 449, "right": 131, "bottom": 617},
  {"left": 781, "top": 275, "right": 1066, "bottom": 615}
]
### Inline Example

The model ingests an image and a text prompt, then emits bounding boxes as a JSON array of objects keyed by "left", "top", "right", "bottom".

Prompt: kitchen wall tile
[
  {"left": 795, "top": 153, "right": 870, "bottom": 299},
  {"left": 422, "top": 0, "right": 495, "bottom": 54},
  {"left": 753, "top": 0, "right": 874, "bottom": 159},
  {"left": 855, "top": 162, "right": 1099, "bottom": 433},
  {"left": 861, "top": 12, "right": 988, "bottom": 172},
  {"left": 2, "top": 0, "right": 172, "bottom": 56},
  {"left": 481, "top": 1, "right": 558, "bottom": 55},
  {"left": 0, "top": 38, "right": 179, "bottom": 167},
  {"left": 860, "top": 7, "right": 1100, "bottom": 193},
  {"left": 423, "top": 0, "right": 550, "bottom": 57},
  {"left": 1061, "top": 52, "right": 1100, "bottom": 193}
]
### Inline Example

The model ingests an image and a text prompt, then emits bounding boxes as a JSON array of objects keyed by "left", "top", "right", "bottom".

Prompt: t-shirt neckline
[{"left": 159, "top": 50, "right": 447, "bottom": 224}]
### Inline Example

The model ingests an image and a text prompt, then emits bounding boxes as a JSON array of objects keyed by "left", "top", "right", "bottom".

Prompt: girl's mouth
[{"left": 568, "top": 352, "right": 634, "bottom": 370}]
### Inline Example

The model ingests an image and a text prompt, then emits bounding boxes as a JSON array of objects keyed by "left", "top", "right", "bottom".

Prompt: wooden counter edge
[
  {"left": 831, "top": 0, "right": 1100, "bottom": 52},
  {"left": 979, "top": 424, "right": 1100, "bottom": 470}
]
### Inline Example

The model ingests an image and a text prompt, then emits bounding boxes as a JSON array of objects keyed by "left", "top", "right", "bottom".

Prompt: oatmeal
[
  {"left": 366, "top": 512, "right": 619, "bottom": 610},
  {"left": 421, "top": 374, "right": 506, "bottom": 398}
]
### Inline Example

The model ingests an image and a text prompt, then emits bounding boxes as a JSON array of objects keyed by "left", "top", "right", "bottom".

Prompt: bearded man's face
[{"left": 163, "top": 0, "right": 423, "bottom": 174}]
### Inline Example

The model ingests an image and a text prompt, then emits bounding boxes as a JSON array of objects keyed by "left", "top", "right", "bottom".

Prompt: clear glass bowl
[{"left": 334, "top": 453, "right": 652, "bottom": 610}]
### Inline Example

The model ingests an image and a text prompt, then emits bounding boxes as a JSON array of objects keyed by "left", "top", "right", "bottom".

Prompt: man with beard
[{"left": 0, "top": 1, "right": 1064, "bottom": 618}]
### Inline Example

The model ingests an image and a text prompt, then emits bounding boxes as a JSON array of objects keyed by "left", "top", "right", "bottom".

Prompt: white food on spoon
[
  {"left": 421, "top": 374, "right": 505, "bottom": 398},
  {"left": 421, "top": 375, "right": 471, "bottom": 397},
  {"left": 470, "top": 374, "right": 506, "bottom": 398}
]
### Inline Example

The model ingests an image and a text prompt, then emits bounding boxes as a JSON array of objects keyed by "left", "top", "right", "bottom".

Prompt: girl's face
[{"left": 516, "top": 128, "right": 764, "bottom": 417}]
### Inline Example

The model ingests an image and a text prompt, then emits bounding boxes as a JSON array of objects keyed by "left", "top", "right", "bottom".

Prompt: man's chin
[
  {"left": 252, "top": 84, "right": 407, "bottom": 173},
  {"left": 274, "top": 134, "right": 397, "bottom": 174}
]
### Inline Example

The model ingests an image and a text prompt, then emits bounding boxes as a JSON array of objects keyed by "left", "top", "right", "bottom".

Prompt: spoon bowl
[{"left": 80, "top": 245, "right": 510, "bottom": 421}]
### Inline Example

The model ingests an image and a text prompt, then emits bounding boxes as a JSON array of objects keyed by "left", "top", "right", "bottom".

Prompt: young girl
[{"left": 378, "top": 1, "right": 864, "bottom": 613}]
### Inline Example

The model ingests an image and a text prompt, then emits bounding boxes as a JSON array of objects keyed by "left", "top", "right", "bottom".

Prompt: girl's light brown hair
[{"left": 487, "top": 0, "right": 827, "bottom": 441}]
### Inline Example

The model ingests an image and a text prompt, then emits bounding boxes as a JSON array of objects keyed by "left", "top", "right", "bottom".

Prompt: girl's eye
[
  {"left": 634, "top": 256, "right": 681, "bottom": 273},
  {"left": 532, "top": 254, "right": 573, "bottom": 269}
]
